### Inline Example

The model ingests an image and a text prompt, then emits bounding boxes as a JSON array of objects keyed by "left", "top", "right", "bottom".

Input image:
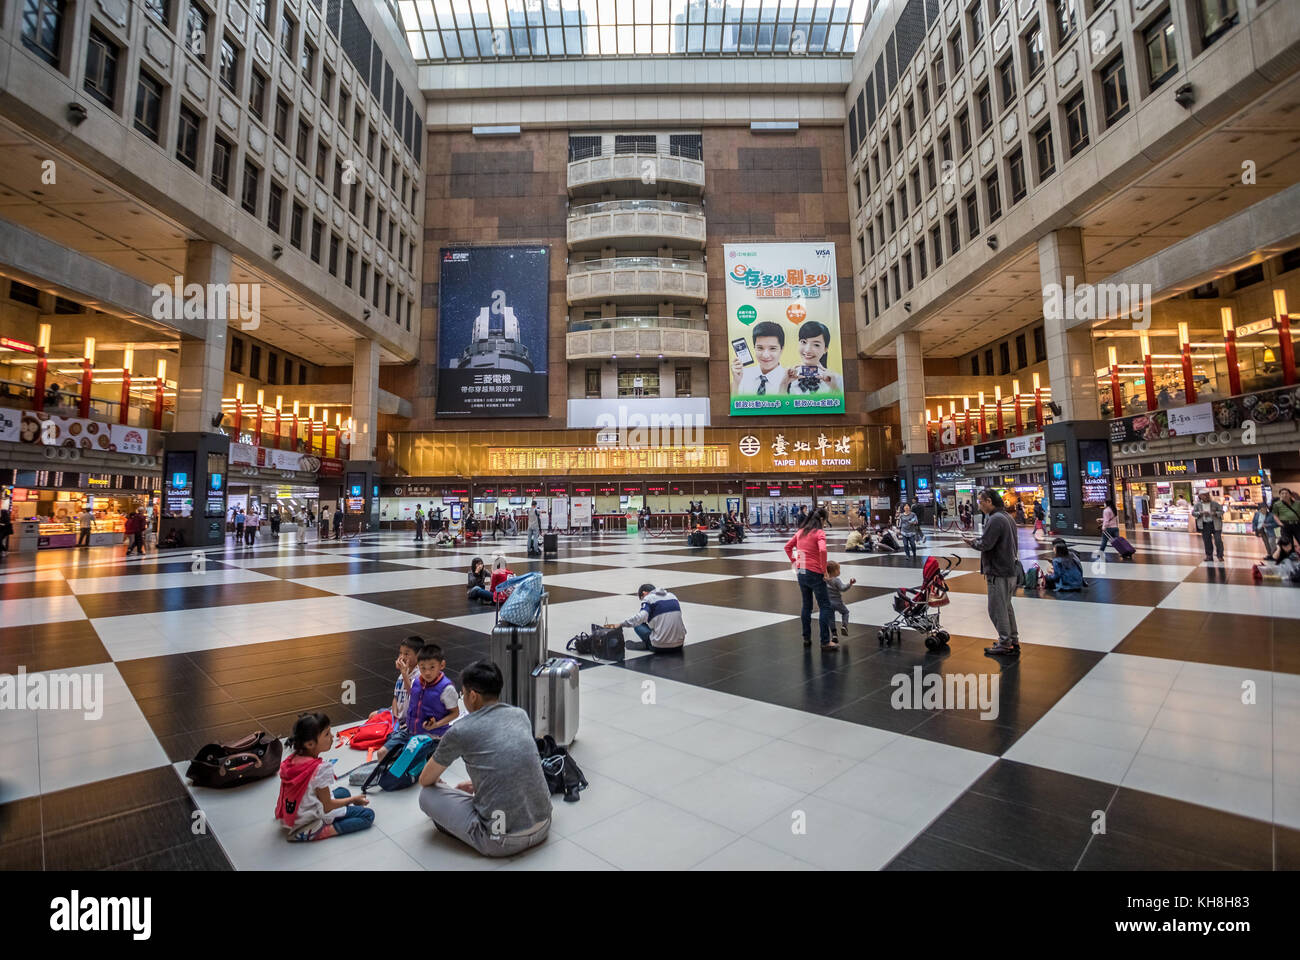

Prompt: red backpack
[{"left": 335, "top": 709, "right": 396, "bottom": 750}]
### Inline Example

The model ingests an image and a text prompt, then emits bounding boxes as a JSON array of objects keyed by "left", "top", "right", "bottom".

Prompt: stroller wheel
[
  {"left": 924, "top": 634, "right": 940, "bottom": 651},
  {"left": 934, "top": 630, "right": 950, "bottom": 648},
  {"left": 878, "top": 629, "right": 887, "bottom": 647}
]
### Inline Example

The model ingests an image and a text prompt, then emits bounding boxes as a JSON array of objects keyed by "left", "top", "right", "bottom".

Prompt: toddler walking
[{"left": 824, "top": 561, "right": 858, "bottom": 639}]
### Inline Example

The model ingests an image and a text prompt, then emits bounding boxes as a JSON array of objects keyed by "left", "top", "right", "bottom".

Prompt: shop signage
[
  {"left": 0, "top": 408, "right": 153, "bottom": 453},
  {"left": 1047, "top": 442, "right": 1070, "bottom": 508},
  {"left": 1210, "top": 383, "right": 1298, "bottom": 430},
  {"left": 1110, "top": 383, "right": 1298, "bottom": 442},
  {"left": 1005, "top": 433, "right": 1045, "bottom": 458},
  {"left": 973, "top": 441, "right": 1005, "bottom": 463},
  {"left": 318, "top": 457, "right": 345, "bottom": 477},
  {"left": 1165, "top": 402, "right": 1214, "bottom": 437},
  {"left": 1235, "top": 317, "right": 1275, "bottom": 338},
  {"left": 1115, "top": 455, "right": 1260, "bottom": 479},
  {"left": 935, "top": 448, "right": 964, "bottom": 467}
]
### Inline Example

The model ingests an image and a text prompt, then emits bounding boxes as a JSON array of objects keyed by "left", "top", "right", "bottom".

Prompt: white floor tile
[{"left": 566, "top": 798, "right": 739, "bottom": 870}]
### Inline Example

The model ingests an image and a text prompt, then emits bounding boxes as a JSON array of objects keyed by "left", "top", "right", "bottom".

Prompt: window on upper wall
[
  {"left": 298, "top": 366, "right": 307, "bottom": 386},
  {"left": 1100, "top": 56, "right": 1130, "bottom": 127},
  {"left": 1024, "top": 22, "right": 1045, "bottom": 80},
  {"left": 315, "top": 139, "right": 328, "bottom": 183},
  {"left": 328, "top": 234, "right": 340, "bottom": 275},
  {"left": 1233, "top": 263, "right": 1264, "bottom": 288},
  {"left": 969, "top": 5, "right": 984, "bottom": 46},
  {"left": 279, "top": 11, "right": 295, "bottom": 59},
  {"left": 940, "top": 131, "right": 952, "bottom": 166},
  {"left": 345, "top": 248, "right": 355, "bottom": 287},
  {"left": 267, "top": 351, "right": 278, "bottom": 384},
  {"left": 931, "top": 225, "right": 943, "bottom": 267},
  {"left": 1053, "top": 0, "right": 1077, "bottom": 47},
  {"left": 229, "top": 336, "right": 243, "bottom": 373},
  {"left": 984, "top": 348, "right": 994, "bottom": 375},
  {"left": 1064, "top": 92, "right": 1089, "bottom": 156},
  {"left": 1145, "top": 10, "right": 1178, "bottom": 91},
  {"left": 675, "top": 367, "right": 692, "bottom": 398},
  {"left": 970, "top": 356, "right": 980, "bottom": 376},
  {"left": 274, "top": 95, "right": 290, "bottom": 143},
  {"left": 83, "top": 27, "right": 119, "bottom": 109},
  {"left": 916, "top": 238, "right": 927, "bottom": 279},
  {"left": 924, "top": 151, "right": 936, "bottom": 192},
  {"left": 1198, "top": 0, "right": 1238, "bottom": 50},
  {"left": 144, "top": 0, "right": 170, "bottom": 28},
  {"left": 133, "top": 71, "right": 164, "bottom": 143},
  {"left": 957, "top": 110, "right": 972, "bottom": 155},
  {"left": 249, "top": 344, "right": 261, "bottom": 380},
  {"left": 185, "top": 2, "right": 209, "bottom": 63},
  {"left": 295, "top": 119, "right": 310, "bottom": 164},
  {"left": 211, "top": 133, "right": 232, "bottom": 194},
  {"left": 1034, "top": 122, "right": 1056, "bottom": 181},
  {"left": 321, "top": 66, "right": 334, "bottom": 111},
  {"left": 997, "top": 58, "right": 1016, "bottom": 110},
  {"left": 977, "top": 85, "right": 993, "bottom": 133},
  {"left": 22, "top": 0, "right": 66, "bottom": 68},
  {"left": 176, "top": 103, "right": 200, "bottom": 169},
  {"left": 947, "top": 210, "right": 961, "bottom": 253},
  {"left": 949, "top": 32, "right": 964, "bottom": 71},
  {"left": 216, "top": 37, "right": 238, "bottom": 96},
  {"left": 283, "top": 357, "right": 292, "bottom": 385},
  {"left": 249, "top": 69, "right": 267, "bottom": 121},
  {"left": 289, "top": 202, "right": 304, "bottom": 248},
  {"left": 933, "top": 54, "right": 947, "bottom": 97},
  {"left": 251, "top": 0, "right": 269, "bottom": 29},
  {"left": 267, "top": 181, "right": 284, "bottom": 232},
  {"left": 1016, "top": 334, "right": 1028, "bottom": 368},
  {"left": 309, "top": 218, "right": 322, "bottom": 263},
  {"left": 965, "top": 192, "right": 980, "bottom": 239},
  {"left": 585, "top": 368, "right": 601, "bottom": 398},
  {"left": 999, "top": 341, "right": 1011, "bottom": 375},
  {"left": 985, "top": 171, "right": 1001, "bottom": 223},
  {"left": 917, "top": 78, "right": 929, "bottom": 115},
  {"left": 903, "top": 253, "right": 913, "bottom": 291},
  {"left": 1034, "top": 325, "right": 1046, "bottom": 362},
  {"left": 301, "top": 39, "right": 315, "bottom": 81},
  {"left": 240, "top": 159, "right": 259, "bottom": 214},
  {"left": 1008, "top": 148, "right": 1027, "bottom": 203}
]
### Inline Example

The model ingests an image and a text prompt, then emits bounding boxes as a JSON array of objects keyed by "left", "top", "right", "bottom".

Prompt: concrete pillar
[
  {"left": 1038, "top": 228, "right": 1099, "bottom": 422},
  {"left": 175, "top": 241, "right": 231, "bottom": 434},
  {"left": 896, "top": 330, "right": 928, "bottom": 454},
  {"left": 351, "top": 337, "right": 379, "bottom": 461}
]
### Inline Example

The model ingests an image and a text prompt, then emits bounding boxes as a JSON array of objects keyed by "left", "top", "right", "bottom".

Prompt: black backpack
[
  {"left": 566, "top": 625, "right": 625, "bottom": 662},
  {"left": 536, "top": 735, "right": 587, "bottom": 803},
  {"left": 186, "top": 731, "right": 282, "bottom": 789}
]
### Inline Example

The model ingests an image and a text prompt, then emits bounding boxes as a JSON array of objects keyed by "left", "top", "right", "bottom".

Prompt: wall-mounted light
[
  {"left": 1274, "top": 288, "right": 1289, "bottom": 317},
  {"left": 256, "top": 388, "right": 265, "bottom": 407},
  {"left": 272, "top": 245, "right": 283, "bottom": 259},
  {"left": 1220, "top": 306, "right": 1234, "bottom": 336},
  {"left": 67, "top": 102, "right": 88, "bottom": 125},
  {"left": 1032, "top": 371, "right": 1041, "bottom": 390},
  {"left": 1174, "top": 84, "right": 1195, "bottom": 108},
  {"left": 986, "top": 236, "right": 998, "bottom": 250},
  {"left": 157, "top": 359, "right": 167, "bottom": 382},
  {"left": 83, "top": 337, "right": 96, "bottom": 364},
  {"left": 38, "top": 323, "right": 51, "bottom": 351},
  {"left": 1177, "top": 321, "right": 1190, "bottom": 348}
]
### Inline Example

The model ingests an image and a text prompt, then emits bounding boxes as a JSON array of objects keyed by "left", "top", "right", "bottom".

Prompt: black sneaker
[{"left": 984, "top": 641, "right": 1021, "bottom": 657}]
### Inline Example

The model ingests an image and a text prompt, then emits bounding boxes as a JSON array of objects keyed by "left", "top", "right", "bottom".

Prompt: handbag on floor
[
  {"left": 537, "top": 735, "right": 588, "bottom": 803},
  {"left": 566, "top": 625, "right": 625, "bottom": 662},
  {"left": 186, "top": 731, "right": 282, "bottom": 789}
]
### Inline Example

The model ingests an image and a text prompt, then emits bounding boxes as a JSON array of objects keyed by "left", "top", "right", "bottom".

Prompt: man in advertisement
[{"left": 725, "top": 242, "right": 845, "bottom": 416}]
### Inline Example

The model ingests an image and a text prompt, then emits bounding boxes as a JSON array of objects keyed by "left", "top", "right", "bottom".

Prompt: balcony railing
[
  {"left": 569, "top": 256, "right": 701, "bottom": 272},
  {"left": 568, "top": 143, "right": 703, "bottom": 162},
  {"left": 568, "top": 316, "right": 708, "bottom": 332},
  {"left": 0, "top": 381, "right": 175, "bottom": 432},
  {"left": 568, "top": 199, "right": 703, "bottom": 217}
]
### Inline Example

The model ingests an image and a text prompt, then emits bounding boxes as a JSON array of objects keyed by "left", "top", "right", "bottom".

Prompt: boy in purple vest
[{"left": 377, "top": 643, "right": 460, "bottom": 761}]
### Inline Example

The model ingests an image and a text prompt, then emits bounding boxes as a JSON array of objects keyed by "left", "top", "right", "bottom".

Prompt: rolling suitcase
[
  {"left": 490, "top": 592, "right": 548, "bottom": 718},
  {"left": 531, "top": 657, "right": 580, "bottom": 746},
  {"left": 1105, "top": 530, "right": 1137, "bottom": 560},
  {"left": 543, "top": 532, "right": 558, "bottom": 558}
]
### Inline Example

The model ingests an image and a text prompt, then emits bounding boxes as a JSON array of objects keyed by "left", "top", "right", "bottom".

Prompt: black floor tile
[
  {"left": 74, "top": 579, "right": 335, "bottom": 618},
  {"left": 921, "top": 790, "right": 1093, "bottom": 870},
  {"left": 1077, "top": 831, "right": 1246, "bottom": 870},
  {"left": 39, "top": 766, "right": 191, "bottom": 833},
  {"left": 115, "top": 835, "right": 234, "bottom": 871},
  {"left": 43, "top": 797, "right": 201, "bottom": 870},
  {"left": 0, "top": 619, "right": 110, "bottom": 674},
  {"left": 885, "top": 833, "right": 1033, "bottom": 871},
  {"left": 1101, "top": 787, "right": 1274, "bottom": 870}
]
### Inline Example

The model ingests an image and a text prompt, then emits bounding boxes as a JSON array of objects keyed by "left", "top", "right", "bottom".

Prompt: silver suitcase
[{"left": 531, "top": 657, "right": 580, "bottom": 746}]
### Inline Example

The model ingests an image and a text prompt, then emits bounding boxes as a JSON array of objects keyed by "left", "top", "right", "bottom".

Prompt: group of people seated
[{"left": 844, "top": 522, "right": 903, "bottom": 553}]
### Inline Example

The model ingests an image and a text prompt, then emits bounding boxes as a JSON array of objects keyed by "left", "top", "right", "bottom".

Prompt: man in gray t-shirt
[{"left": 417, "top": 660, "right": 552, "bottom": 857}]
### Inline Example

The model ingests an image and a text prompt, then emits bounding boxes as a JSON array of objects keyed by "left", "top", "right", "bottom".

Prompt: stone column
[
  {"left": 351, "top": 337, "right": 380, "bottom": 461},
  {"left": 174, "top": 241, "right": 231, "bottom": 434},
  {"left": 1038, "top": 228, "right": 1100, "bottom": 422},
  {"left": 896, "top": 330, "right": 927, "bottom": 454}
]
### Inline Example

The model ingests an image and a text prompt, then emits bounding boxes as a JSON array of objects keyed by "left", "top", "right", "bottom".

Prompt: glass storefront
[{"left": 1115, "top": 456, "right": 1270, "bottom": 535}]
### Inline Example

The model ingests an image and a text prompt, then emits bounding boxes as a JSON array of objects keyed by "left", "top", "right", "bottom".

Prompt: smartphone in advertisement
[{"left": 732, "top": 338, "right": 755, "bottom": 366}]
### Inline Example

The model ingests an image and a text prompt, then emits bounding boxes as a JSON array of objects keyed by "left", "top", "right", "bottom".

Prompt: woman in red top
[{"left": 785, "top": 507, "right": 838, "bottom": 649}]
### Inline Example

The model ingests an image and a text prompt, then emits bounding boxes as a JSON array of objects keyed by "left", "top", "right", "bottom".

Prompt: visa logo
[{"left": 815, "top": 248, "right": 831, "bottom": 256}]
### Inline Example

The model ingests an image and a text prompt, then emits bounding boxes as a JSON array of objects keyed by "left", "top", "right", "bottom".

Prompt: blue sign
[
  {"left": 209, "top": 473, "right": 223, "bottom": 491},
  {"left": 1086, "top": 460, "right": 1104, "bottom": 479},
  {"left": 350, "top": 484, "right": 362, "bottom": 497},
  {"left": 172, "top": 472, "right": 188, "bottom": 488},
  {"left": 1052, "top": 462, "right": 1064, "bottom": 480},
  {"left": 916, "top": 477, "right": 929, "bottom": 490}
]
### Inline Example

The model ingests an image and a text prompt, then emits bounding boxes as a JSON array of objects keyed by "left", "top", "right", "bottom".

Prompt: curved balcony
[
  {"left": 566, "top": 256, "right": 708, "bottom": 306},
  {"left": 568, "top": 199, "right": 706, "bottom": 251},
  {"left": 568, "top": 149, "right": 706, "bottom": 199},
  {"left": 566, "top": 316, "right": 710, "bottom": 360}
]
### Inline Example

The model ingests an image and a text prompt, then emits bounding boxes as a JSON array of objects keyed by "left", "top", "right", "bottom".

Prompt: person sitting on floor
[
  {"left": 467, "top": 557, "right": 494, "bottom": 604},
  {"left": 276, "top": 712, "right": 373, "bottom": 842},
  {"left": 608, "top": 583, "right": 686, "bottom": 654},
  {"left": 1043, "top": 542, "right": 1084, "bottom": 592},
  {"left": 417, "top": 660, "right": 552, "bottom": 858}
]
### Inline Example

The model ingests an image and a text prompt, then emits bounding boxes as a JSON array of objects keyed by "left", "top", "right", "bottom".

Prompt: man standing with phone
[
  {"left": 731, "top": 321, "right": 787, "bottom": 397},
  {"left": 962, "top": 488, "right": 1021, "bottom": 658}
]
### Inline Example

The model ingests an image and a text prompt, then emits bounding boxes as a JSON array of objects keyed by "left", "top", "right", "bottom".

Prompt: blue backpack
[{"left": 361, "top": 734, "right": 436, "bottom": 793}]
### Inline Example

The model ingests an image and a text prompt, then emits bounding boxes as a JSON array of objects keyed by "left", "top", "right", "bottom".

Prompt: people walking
[
  {"left": 1194, "top": 491, "right": 1224, "bottom": 563},
  {"left": 270, "top": 506, "right": 281, "bottom": 537},
  {"left": 414, "top": 503, "right": 425, "bottom": 542},
  {"left": 526, "top": 500, "right": 542, "bottom": 556},
  {"left": 77, "top": 505, "right": 93, "bottom": 547},
  {"left": 234, "top": 507, "right": 245, "bottom": 542},
  {"left": 333, "top": 505, "right": 344, "bottom": 540},
  {"left": 963, "top": 488, "right": 1020, "bottom": 658},
  {"left": 784, "top": 507, "right": 837, "bottom": 650},
  {"left": 1273, "top": 488, "right": 1300, "bottom": 545},
  {"left": 1032, "top": 499, "right": 1046, "bottom": 538},
  {"left": 319, "top": 506, "right": 331, "bottom": 541},
  {"left": 1097, "top": 500, "right": 1119, "bottom": 557},
  {"left": 1253, "top": 499, "right": 1279, "bottom": 560},
  {"left": 244, "top": 509, "right": 259, "bottom": 546}
]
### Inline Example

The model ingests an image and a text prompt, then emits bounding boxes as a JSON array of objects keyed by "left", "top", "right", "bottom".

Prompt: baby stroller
[{"left": 878, "top": 555, "right": 959, "bottom": 650}]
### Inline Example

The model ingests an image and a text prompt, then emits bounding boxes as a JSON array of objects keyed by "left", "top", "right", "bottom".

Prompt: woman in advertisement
[{"left": 780, "top": 321, "right": 845, "bottom": 396}]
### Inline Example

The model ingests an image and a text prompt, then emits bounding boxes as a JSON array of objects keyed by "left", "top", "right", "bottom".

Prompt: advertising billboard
[
  {"left": 435, "top": 246, "right": 550, "bottom": 417},
  {"left": 724, "top": 242, "right": 844, "bottom": 416}
]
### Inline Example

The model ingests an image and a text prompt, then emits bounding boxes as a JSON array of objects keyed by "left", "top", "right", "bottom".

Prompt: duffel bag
[{"left": 186, "top": 731, "right": 282, "bottom": 789}]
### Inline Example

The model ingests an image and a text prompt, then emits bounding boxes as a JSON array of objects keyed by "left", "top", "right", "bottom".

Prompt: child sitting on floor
[
  {"left": 276, "top": 712, "right": 373, "bottom": 842},
  {"left": 824, "top": 561, "right": 859, "bottom": 638}
]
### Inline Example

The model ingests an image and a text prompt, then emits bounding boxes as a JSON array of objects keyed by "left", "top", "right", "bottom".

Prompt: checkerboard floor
[{"left": 2, "top": 523, "right": 1297, "bottom": 870}]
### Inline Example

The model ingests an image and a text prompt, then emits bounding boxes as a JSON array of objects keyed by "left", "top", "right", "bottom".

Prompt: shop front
[
  {"left": 384, "top": 426, "right": 899, "bottom": 532},
  {"left": 1114, "top": 455, "right": 1270, "bottom": 535},
  {"left": 225, "top": 441, "right": 343, "bottom": 531},
  {"left": 932, "top": 433, "right": 1047, "bottom": 522},
  {"left": 0, "top": 468, "right": 159, "bottom": 551}
]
